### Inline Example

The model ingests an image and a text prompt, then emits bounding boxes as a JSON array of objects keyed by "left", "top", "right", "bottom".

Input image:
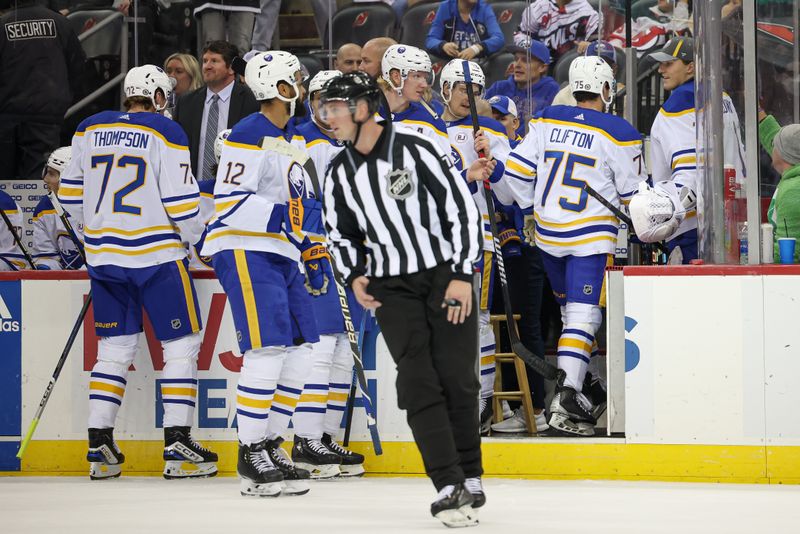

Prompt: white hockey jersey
[
  {"left": 297, "top": 119, "right": 344, "bottom": 188},
  {"left": 0, "top": 191, "right": 28, "bottom": 271},
  {"left": 494, "top": 105, "right": 646, "bottom": 257},
  {"left": 31, "top": 196, "right": 84, "bottom": 270},
  {"left": 187, "top": 179, "right": 215, "bottom": 270},
  {"left": 201, "top": 112, "right": 314, "bottom": 260},
  {"left": 59, "top": 110, "right": 204, "bottom": 268},
  {"left": 392, "top": 102, "right": 452, "bottom": 159},
  {"left": 651, "top": 82, "right": 746, "bottom": 242},
  {"left": 446, "top": 115, "right": 512, "bottom": 250}
]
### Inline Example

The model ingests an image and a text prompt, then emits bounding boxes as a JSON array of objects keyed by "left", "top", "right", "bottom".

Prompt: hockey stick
[
  {"left": 343, "top": 312, "right": 367, "bottom": 446},
  {"left": 329, "top": 258, "right": 382, "bottom": 455},
  {"left": 462, "top": 61, "right": 557, "bottom": 380},
  {"left": 0, "top": 202, "right": 36, "bottom": 269},
  {"left": 17, "top": 193, "right": 90, "bottom": 459},
  {"left": 582, "top": 183, "right": 669, "bottom": 255}
]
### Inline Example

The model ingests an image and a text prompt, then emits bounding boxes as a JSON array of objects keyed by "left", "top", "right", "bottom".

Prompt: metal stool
[{"left": 490, "top": 314, "right": 537, "bottom": 434}]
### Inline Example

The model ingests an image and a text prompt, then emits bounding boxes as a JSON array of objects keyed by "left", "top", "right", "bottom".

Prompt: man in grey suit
[{"left": 173, "top": 40, "right": 259, "bottom": 181}]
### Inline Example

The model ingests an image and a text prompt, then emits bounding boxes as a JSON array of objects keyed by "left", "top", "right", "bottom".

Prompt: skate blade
[
  {"left": 294, "top": 462, "right": 340, "bottom": 480},
  {"left": 435, "top": 505, "right": 479, "bottom": 528},
  {"left": 163, "top": 461, "right": 218, "bottom": 479},
  {"left": 89, "top": 462, "right": 121, "bottom": 480},
  {"left": 239, "top": 478, "right": 282, "bottom": 498},
  {"left": 338, "top": 464, "right": 365, "bottom": 478},
  {"left": 548, "top": 414, "right": 595, "bottom": 437},
  {"left": 280, "top": 479, "right": 310, "bottom": 496},
  {"left": 592, "top": 403, "right": 607, "bottom": 420}
]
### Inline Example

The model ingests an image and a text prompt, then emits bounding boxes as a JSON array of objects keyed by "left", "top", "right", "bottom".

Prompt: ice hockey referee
[{"left": 320, "top": 71, "right": 496, "bottom": 528}]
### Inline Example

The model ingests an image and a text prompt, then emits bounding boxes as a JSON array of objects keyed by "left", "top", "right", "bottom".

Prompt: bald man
[
  {"left": 359, "top": 37, "right": 397, "bottom": 79},
  {"left": 334, "top": 43, "right": 363, "bottom": 74}
]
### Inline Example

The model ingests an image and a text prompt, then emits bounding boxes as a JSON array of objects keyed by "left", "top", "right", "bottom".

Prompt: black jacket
[
  {"left": 0, "top": 4, "right": 85, "bottom": 121},
  {"left": 173, "top": 80, "right": 259, "bottom": 177}
]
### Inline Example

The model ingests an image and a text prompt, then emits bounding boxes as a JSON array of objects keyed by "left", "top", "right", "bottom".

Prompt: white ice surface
[{"left": 2, "top": 477, "right": 799, "bottom": 534}]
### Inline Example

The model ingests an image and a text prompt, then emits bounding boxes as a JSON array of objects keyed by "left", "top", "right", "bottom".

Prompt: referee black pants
[{"left": 369, "top": 264, "right": 481, "bottom": 490}]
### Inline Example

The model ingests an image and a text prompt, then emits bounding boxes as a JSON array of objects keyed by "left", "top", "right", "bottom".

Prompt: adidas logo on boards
[
  {"left": 575, "top": 113, "right": 585, "bottom": 120},
  {"left": 0, "top": 294, "right": 19, "bottom": 332}
]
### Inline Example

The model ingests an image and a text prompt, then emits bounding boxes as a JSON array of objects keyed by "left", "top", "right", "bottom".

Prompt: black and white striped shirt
[{"left": 323, "top": 122, "right": 482, "bottom": 284}]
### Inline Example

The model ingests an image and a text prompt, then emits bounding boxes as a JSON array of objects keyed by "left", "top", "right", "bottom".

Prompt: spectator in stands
[
  {"left": 194, "top": 0, "right": 258, "bottom": 57},
  {"left": 607, "top": 0, "right": 691, "bottom": 56},
  {"left": 485, "top": 40, "right": 558, "bottom": 137},
  {"left": 164, "top": 53, "right": 203, "bottom": 98},
  {"left": 173, "top": 41, "right": 259, "bottom": 181},
  {"left": 425, "top": 0, "right": 504, "bottom": 61},
  {"left": 335, "top": 43, "right": 363, "bottom": 74},
  {"left": 359, "top": 37, "right": 397, "bottom": 79},
  {"left": 553, "top": 40, "right": 622, "bottom": 107},
  {"left": 514, "top": 0, "right": 598, "bottom": 62},
  {"left": 759, "top": 109, "right": 800, "bottom": 263},
  {"left": 0, "top": 0, "right": 85, "bottom": 180}
]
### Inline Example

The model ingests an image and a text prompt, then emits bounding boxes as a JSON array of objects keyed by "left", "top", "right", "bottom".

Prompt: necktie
[{"left": 202, "top": 94, "right": 220, "bottom": 181}]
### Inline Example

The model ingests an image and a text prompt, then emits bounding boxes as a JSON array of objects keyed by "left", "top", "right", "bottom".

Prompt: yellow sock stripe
[
  {"left": 558, "top": 337, "right": 594, "bottom": 353},
  {"left": 89, "top": 381, "right": 125, "bottom": 397},
  {"left": 233, "top": 250, "right": 261, "bottom": 348},
  {"left": 272, "top": 394, "right": 300, "bottom": 408},
  {"left": 236, "top": 395, "right": 272, "bottom": 409},
  {"left": 299, "top": 394, "right": 329, "bottom": 404},
  {"left": 480, "top": 354, "right": 495, "bottom": 366},
  {"left": 175, "top": 261, "right": 200, "bottom": 333}
]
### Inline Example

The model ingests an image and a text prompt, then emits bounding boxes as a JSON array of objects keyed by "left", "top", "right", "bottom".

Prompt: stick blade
[
  {"left": 512, "top": 341, "right": 558, "bottom": 380},
  {"left": 368, "top": 425, "right": 383, "bottom": 455}
]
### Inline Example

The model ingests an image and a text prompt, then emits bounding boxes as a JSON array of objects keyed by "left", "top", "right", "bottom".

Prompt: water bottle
[{"left": 738, "top": 222, "right": 749, "bottom": 265}]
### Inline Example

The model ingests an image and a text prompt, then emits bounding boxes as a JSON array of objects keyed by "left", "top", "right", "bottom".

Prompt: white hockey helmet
[
  {"left": 439, "top": 59, "right": 485, "bottom": 102},
  {"left": 309, "top": 69, "right": 343, "bottom": 95},
  {"left": 245, "top": 51, "right": 306, "bottom": 113},
  {"left": 381, "top": 44, "right": 433, "bottom": 94},
  {"left": 45, "top": 146, "right": 72, "bottom": 174},
  {"left": 213, "top": 129, "right": 232, "bottom": 163},
  {"left": 569, "top": 55, "right": 616, "bottom": 110},
  {"left": 124, "top": 65, "right": 174, "bottom": 112}
]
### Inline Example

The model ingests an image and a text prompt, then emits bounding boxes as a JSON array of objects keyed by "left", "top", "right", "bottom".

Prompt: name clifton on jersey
[
  {"left": 549, "top": 127, "right": 595, "bottom": 150},
  {"left": 92, "top": 130, "right": 150, "bottom": 149}
]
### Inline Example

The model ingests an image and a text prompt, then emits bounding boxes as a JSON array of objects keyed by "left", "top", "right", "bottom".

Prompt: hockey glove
[
  {"left": 498, "top": 228, "right": 522, "bottom": 258},
  {"left": 300, "top": 238, "right": 333, "bottom": 296}
]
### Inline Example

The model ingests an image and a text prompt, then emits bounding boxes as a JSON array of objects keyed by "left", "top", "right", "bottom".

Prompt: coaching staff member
[{"left": 320, "top": 71, "right": 496, "bottom": 528}]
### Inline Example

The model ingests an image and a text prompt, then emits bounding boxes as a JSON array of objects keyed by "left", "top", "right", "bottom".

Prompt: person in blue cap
[
  {"left": 487, "top": 96, "right": 521, "bottom": 147},
  {"left": 553, "top": 40, "right": 622, "bottom": 107},
  {"left": 484, "top": 39, "right": 559, "bottom": 137}
]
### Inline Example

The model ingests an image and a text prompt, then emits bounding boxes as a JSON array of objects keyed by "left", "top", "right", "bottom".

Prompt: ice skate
[
  {"left": 163, "top": 426, "right": 218, "bottom": 479},
  {"left": 265, "top": 437, "right": 311, "bottom": 495},
  {"left": 584, "top": 373, "right": 608, "bottom": 420},
  {"left": 292, "top": 436, "right": 341, "bottom": 480},
  {"left": 87, "top": 428, "right": 124, "bottom": 480},
  {"left": 322, "top": 433, "right": 365, "bottom": 477},
  {"left": 238, "top": 440, "right": 283, "bottom": 497},
  {"left": 431, "top": 483, "right": 478, "bottom": 528},
  {"left": 464, "top": 477, "right": 486, "bottom": 509},
  {"left": 478, "top": 397, "right": 493, "bottom": 436},
  {"left": 548, "top": 370, "right": 597, "bottom": 437}
]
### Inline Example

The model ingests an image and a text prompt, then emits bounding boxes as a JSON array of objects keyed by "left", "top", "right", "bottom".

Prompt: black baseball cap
[{"left": 650, "top": 36, "right": 694, "bottom": 63}]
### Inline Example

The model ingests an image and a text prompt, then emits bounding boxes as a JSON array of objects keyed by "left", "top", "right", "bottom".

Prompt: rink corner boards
[{"left": 4, "top": 440, "right": 800, "bottom": 485}]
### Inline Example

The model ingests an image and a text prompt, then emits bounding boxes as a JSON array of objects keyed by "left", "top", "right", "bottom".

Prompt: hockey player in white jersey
[
  {"left": 492, "top": 56, "right": 646, "bottom": 436},
  {"left": 292, "top": 69, "right": 367, "bottom": 478},
  {"left": 188, "top": 130, "right": 230, "bottom": 270},
  {"left": 379, "top": 44, "right": 452, "bottom": 157},
  {"left": 630, "top": 36, "right": 745, "bottom": 263},
  {"left": 201, "top": 51, "right": 324, "bottom": 497},
  {"left": 440, "top": 59, "right": 512, "bottom": 433},
  {"left": 0, "top": 189, "right": 27, "bottom": 270},
  {"left": 59, "top": 64, "right": 217, "bottom": 479},
  {"left": 33, "top": 147, "right": 84, "bottom": 270}
]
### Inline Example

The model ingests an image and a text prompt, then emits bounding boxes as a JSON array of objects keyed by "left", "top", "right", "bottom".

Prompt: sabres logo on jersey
[{"left": 386, "top": 168, "right": 414, "bottom": 200}]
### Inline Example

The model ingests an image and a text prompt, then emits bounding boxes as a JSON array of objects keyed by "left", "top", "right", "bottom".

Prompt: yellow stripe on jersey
[
  {"left": 85, "top": 242, "right": 183, "bottom": 256},
  {"left": 234, "top": 250, "right": 262, "bottom": 349},
  {"left": 3, "top": 209, "right": 18, "bottom": 215},
  {"left": 165, "top": 199, "right": 200, "bottom": 215},
  {"left": 176, "top": 260, "right": 200, "bottom": 333},
  {"left": 58, "top": 187, "right": 83, "bottom": 197},
  {"left": 507, "top": 159, "right": 534, "bottom": 176},
  {"left": 83, "top": 123, "right": 188, "bottom": 150},
  {"left": 33, "top": 209, "right": 56, "bottom": 221},
  {"left": 537, "top": 118, "right": 641, "bottom": 147},
  {"left": 224, "top": 139, "right": 260, "bottom": 150},
  {"left": 306, "top": 138, "right": 332, "bottom": 149},
  {"left": 534, "top": 212, "right": 618, "bottom": 228},
  {"left": 659, "top": 107, "right": 695, "bottom": 118},
  {"left": 452, "top": 123, "right": 507, "bottom": 138},
  {"left": 671, "top": 156, "right": 697, "bottom": 168},
  {"left": 85, "top": 224, "right": 174, "bottom": 236},
  {"left": 205, "top": 229, "right": 290, "bottom": 243},
  {"left": 534, "top": 233, "right": 617, "bottom": 248},
  {"left": 401, "top": 119, "right": 448, "bottom": 138}
]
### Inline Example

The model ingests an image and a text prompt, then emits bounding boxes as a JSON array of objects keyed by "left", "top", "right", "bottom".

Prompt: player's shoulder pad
[
  {"left": 661, "top": 82, "right": 695, "bottom": 115},
  {"left": 297, "top": 121, "right": 331, "bottom": 145},
  {"left": 128, "top": 112, "right": 190, "bottom": 147},
  {"left": 226, "top": 112, "right": 281, "bottom": 147},
  {"left": 0, "top": 190, "right": 18, "bottom": 211},
  {"left": 541, "top": 105, "right": 642, "bottom": 144},
  {"left": 33, "top": 195, "right": 54, "bottom": 217},
  {"left": 198, "top": 179, "right": 216, "bottom": 196},
  {"left": 74, "top": 110, "right": 120, "bottom": 135}
]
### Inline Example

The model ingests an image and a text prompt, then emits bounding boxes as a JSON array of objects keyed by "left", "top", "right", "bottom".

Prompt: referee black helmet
[{"left": 320, "top": 71, "right": 382, "bottom": 120}]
